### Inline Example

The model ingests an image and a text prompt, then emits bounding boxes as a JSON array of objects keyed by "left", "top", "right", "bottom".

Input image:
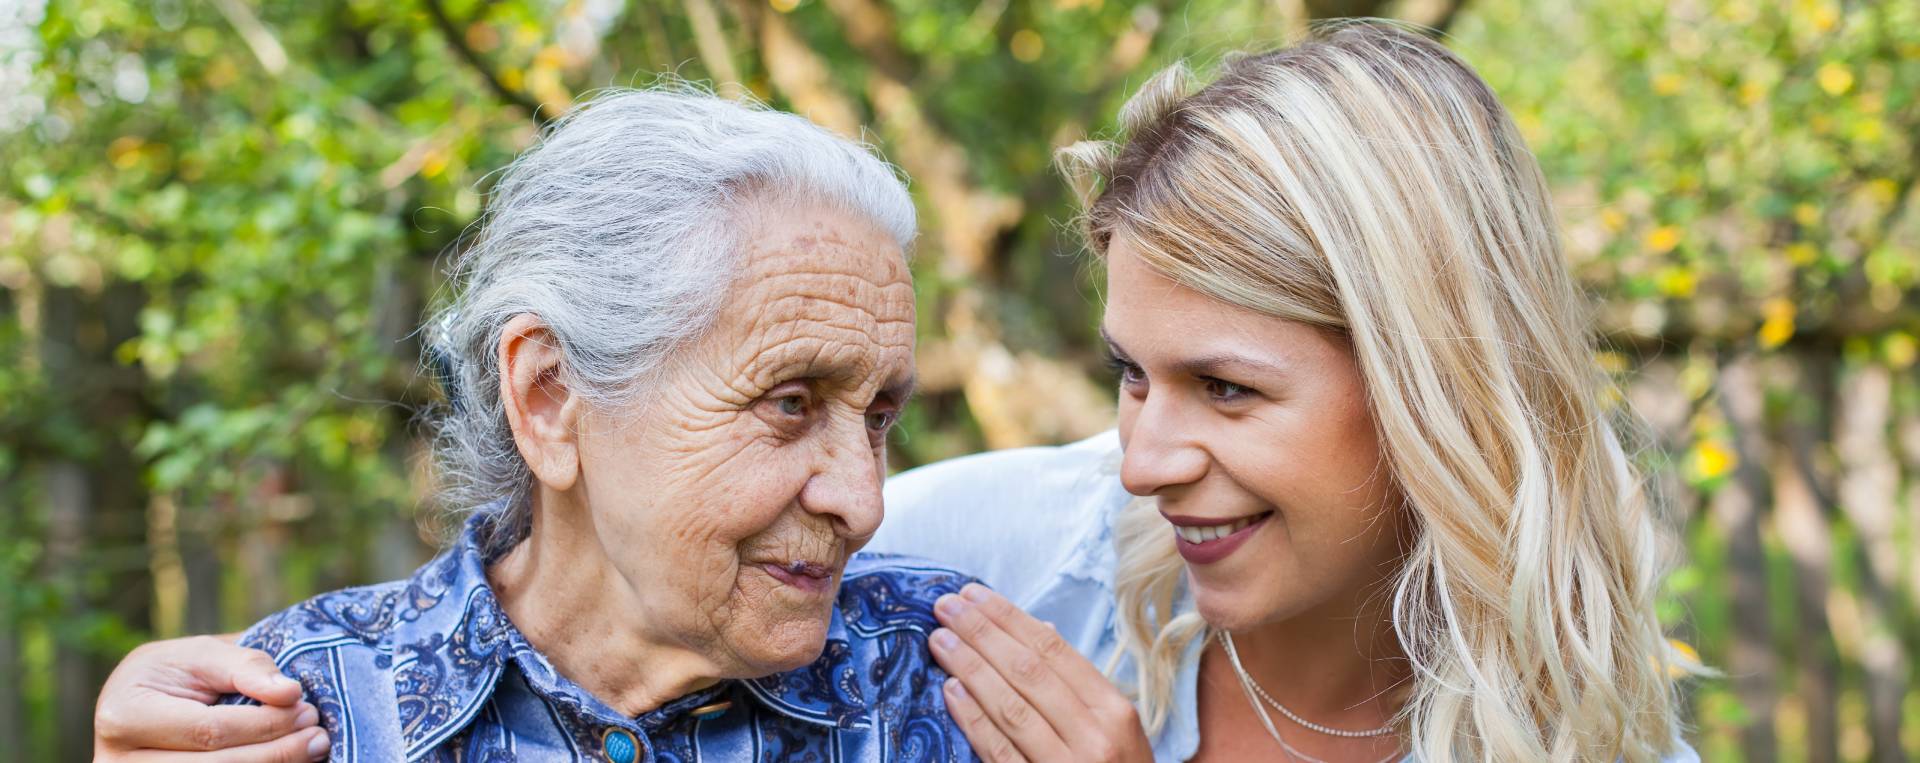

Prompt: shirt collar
[{"left": 387, "top": 513, "right": 873, "bottom": 751}]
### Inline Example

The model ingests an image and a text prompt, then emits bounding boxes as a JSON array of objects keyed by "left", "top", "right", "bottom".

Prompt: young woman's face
[{"left": 1103, "top": 239, "right": 1407, "bottom": 631}]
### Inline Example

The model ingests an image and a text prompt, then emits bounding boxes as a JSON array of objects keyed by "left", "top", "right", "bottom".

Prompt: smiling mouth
[{"left": 1164, "top": 511, "right": 1274, "bottom": 544}]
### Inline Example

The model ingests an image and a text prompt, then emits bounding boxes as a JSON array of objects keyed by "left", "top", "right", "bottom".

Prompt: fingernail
[
  {"left": 295, "top": 702, "right": 318, "bottom": 727},
  {"left": 931, "top": 628, "right": 959, "bottom": 651},
  {"left": 306, "top": 729, "right": 330, "bottom": 760},
  {"left": 945, "top": 677, "right": 968, "bottom": 699},
  {"left": 962, "top": 584, "right": 991, "bottom": 603},
  {"left": 275, "top": 675, "right": 302, "bottom": 691},
  {"left": 935, "top": 594, "right": 967, "bottom": 617}
]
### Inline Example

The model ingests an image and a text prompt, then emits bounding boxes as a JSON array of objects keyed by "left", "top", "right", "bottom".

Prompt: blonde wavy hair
[{"left": 1059, "top": 22, "right": 1689, "bottom": 763}]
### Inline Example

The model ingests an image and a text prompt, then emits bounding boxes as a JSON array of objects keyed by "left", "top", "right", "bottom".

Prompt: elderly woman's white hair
[{"left": 427, "top": 84, "right": 917, "bottom": 553}]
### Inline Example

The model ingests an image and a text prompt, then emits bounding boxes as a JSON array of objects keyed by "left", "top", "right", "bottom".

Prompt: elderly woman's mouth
[{"left": 764, "top": 560, "right": 836, "bottom": 595}]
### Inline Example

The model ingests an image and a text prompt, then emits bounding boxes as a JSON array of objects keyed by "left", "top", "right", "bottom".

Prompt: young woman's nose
[{"left": 1118, "top": 393, "right": 1210, "bottom": 497}]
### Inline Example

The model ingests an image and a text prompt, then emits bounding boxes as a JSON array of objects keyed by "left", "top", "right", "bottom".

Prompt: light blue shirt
[{"left": 871, "top": 431, "right": 1701, "bottom": 763}]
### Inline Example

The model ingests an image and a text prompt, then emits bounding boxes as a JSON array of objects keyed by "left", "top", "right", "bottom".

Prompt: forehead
[
  {"left": 1102, "top": 240, "right": 1304, "bottom": 359},
  {"left": 1104, "top": 240, "right": 1244, "bottom": 329},
  {"left": 707, "top": 207, "right": 915, "bottom": 388}
]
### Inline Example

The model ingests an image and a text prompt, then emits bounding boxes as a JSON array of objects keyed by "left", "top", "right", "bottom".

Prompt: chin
[
  {"left": 1188, "top": 571, "right": 1298, "bottom": 632},
  {"left": 733, "top": 616, "right": 833, "bottom": 675}
]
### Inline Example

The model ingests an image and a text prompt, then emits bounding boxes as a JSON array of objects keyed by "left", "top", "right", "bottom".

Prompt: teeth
[{"left": 1175, "top": 517, "right": 1258, "bottom": 544}]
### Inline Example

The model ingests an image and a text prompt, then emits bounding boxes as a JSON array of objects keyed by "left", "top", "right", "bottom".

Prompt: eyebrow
[
  {"left": 1100, "top": 326, "right": 1292, "bottom": 378},
  {"left": 883, "top": 372, "right": 919, "bottom": 404}
]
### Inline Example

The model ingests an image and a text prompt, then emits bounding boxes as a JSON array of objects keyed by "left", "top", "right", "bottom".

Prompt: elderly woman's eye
[
  {"left": 865, "top": 410, "right": 898, "bottom": 431},
  {"left": 776, "top": 395, "right": 808, "bottom": 416}
]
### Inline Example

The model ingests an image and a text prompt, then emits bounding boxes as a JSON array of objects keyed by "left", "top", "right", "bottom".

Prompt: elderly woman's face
[{"left": 575, "top": 203, "right": 915, "bottom": 675}]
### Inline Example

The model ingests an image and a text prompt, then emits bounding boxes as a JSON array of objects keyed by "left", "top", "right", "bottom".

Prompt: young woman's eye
[
  {"left": 1104, "top": 353, "right": 1146, "bottom": 388},
  {"left": 1204, "top": 378, "right": 1255, "bottom": 401}
]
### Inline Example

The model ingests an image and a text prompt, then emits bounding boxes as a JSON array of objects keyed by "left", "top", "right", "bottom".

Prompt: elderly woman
[{"left": 201, "top": 87, "right": 971, "bottom": 761}]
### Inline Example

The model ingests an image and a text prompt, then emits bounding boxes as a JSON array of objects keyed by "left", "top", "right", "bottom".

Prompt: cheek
[{"left": 582, "top": 411, "right": 813, "bottom": 567}]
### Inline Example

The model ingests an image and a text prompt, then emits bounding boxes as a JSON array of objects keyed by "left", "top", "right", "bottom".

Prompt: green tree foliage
[{"left": 1, "top": 0, "right": 1915, "bottom": 759}]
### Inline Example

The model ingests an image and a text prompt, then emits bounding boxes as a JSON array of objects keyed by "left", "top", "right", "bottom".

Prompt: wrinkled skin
[{"left": 489, "top": 199, "right": 917, "bottom": 714}]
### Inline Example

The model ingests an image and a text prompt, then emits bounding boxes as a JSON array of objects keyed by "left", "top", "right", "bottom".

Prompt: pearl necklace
[{"left": 1219, "top": 631, "right": 1404, "bottom": 763}]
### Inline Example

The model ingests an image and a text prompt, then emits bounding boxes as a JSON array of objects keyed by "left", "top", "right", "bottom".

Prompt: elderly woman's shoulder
[
  {"left": 238, "top": 578, "right": 420, "bottom": 662},
  {"left": 235, "top": 546, "right": 473, "bottom": 678},
  {"left": 836, "top": 552, "right": 978, "bottom": 634}
]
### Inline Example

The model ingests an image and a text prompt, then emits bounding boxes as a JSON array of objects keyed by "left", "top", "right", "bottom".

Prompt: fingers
[
  {"left": 933, "top": 589, "right": 1094, "bottom": 749},
  {"left": 943, "top": 678, "right": 1026, "bottom": 763},
  {"left": 103, "top": 699, "right": 320, "bottom": 753},
  {"left": 111, "top": 725, "right": 330, "bottom": 763},
  {"left": 929, "top": 622, "right": 1071, "bottom": 762},
  {"left": 960, "top": 585, "right": 1112, "bottom": 692},
  {"left": 97, "top": 636, "right": 313, "bottom": 753},
  {"left": 198, "top": 640, "right": 302, "bottom": 707},
  {"left": 939, "top": 584, "right": 1151, "bottom": 761}
]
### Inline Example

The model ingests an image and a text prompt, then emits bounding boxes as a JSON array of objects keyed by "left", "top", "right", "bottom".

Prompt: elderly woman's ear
[{"left": 497, "top": 313, "right": 585, "bottom": 491}]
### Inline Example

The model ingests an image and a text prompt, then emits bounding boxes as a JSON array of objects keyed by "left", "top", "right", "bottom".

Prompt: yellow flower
[
  {"left": 1794, "top": 203, "right": 1821, "bottom": 227},
  {"left": 1692, "top": 440, "right": 1737, "bottom": 479},
  {"left": 1785, "top": 242, "right": 1818, "bottom": 265},
  {"left": 770, "top": 0, "right": 800, "bottom": 12},
  {"left": 1817, "top": 63, "right": 1854, "bottom": 96},
  {"left": 1644, "top": 225, "right": 1682, "bottom": 254},
  {"left": 1886, "top": 333, "right": 1917, "bottom": 369},
  {"left": 420, "top": 148, "right": 449, "bottom": 180},
  {"left": 1810, "top": 4, "right": 1839, "bottom": 32},
  {"left": 1867, "top": 178, "right": 1900, "bottom": 205},
  {"left": 1652, "top": 73, "right": 1684, "bottom": 96},
  {"left": 1010, "top": 30, "right": 1044, "bottom": 62},
  {"left": 1758, "top": 298, "right": 1796, "bottom": 349},
  {"left": 108, "top": 135, "right": 147, "bottom": 169},
  {"left": 1656, "top": 266, "right": 1697, "bottom": 298}
]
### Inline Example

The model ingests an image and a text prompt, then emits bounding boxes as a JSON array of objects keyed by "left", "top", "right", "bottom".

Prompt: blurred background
[{"left": 0, "top": 0, "right": 1916, "bottom": 759}]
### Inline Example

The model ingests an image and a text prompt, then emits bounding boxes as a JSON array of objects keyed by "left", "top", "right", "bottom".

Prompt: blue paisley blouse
[{"left": 233, "top": 516, "right": 976, "bottom": 763}]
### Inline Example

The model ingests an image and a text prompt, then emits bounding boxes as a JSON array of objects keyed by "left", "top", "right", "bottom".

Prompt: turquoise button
[{"left": 602, "top": 727, "right": 639, "bottom": 763}]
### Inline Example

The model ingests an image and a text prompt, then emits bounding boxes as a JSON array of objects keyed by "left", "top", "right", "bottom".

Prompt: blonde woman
[{"left": 96, "top": 23, "right": 1696, "bottom": 763}]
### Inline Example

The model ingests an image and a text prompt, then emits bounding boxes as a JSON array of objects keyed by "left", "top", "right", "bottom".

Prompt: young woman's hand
[
  {"left": 929, "top": 584, "right": 1153, "bottom": 763},
  {"left": 93, "top": 634, "right": 330, "bottom": 762}
]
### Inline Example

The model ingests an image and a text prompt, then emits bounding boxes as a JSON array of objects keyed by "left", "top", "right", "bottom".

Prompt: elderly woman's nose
[
  {"left": 797, "top": 421, "right": 886, "bottom": 538},
  {"left": 1119, "top": 395, "right": 1210, "bottom": 497}
]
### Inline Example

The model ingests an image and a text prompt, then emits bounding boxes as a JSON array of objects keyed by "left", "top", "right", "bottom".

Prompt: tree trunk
[
  {"left": 1710, "top": 354, "right": 1778, "bottom": 763},
  {"left": 1834, "top": 363, "right": 1909, "bottom": 763},
  {"left": 0, "top": 474, "right": 22, "bottom": 763},
  {"left": 44, "top": 460, "right": 94, "bottom": 761},
  {"left": 1769, "top": 357, "right": 1838, "bottom": 763}
]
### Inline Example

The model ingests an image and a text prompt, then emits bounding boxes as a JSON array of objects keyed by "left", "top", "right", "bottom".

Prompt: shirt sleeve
[{"left": 873, "top": 431, "right": 1127, "bottom": 607}]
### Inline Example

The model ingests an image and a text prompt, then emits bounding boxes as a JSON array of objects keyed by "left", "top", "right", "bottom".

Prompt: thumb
[
  {"left": 219, "top": 647, "right": 303, "bottom": 707},
  {"left": 156, "top": 635, "right": 301, "bottom": 706}
]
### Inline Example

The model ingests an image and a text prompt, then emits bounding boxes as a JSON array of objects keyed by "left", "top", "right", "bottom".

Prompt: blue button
[{"left": 602, "top": 727, "right": 639, "bottom": 763}]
